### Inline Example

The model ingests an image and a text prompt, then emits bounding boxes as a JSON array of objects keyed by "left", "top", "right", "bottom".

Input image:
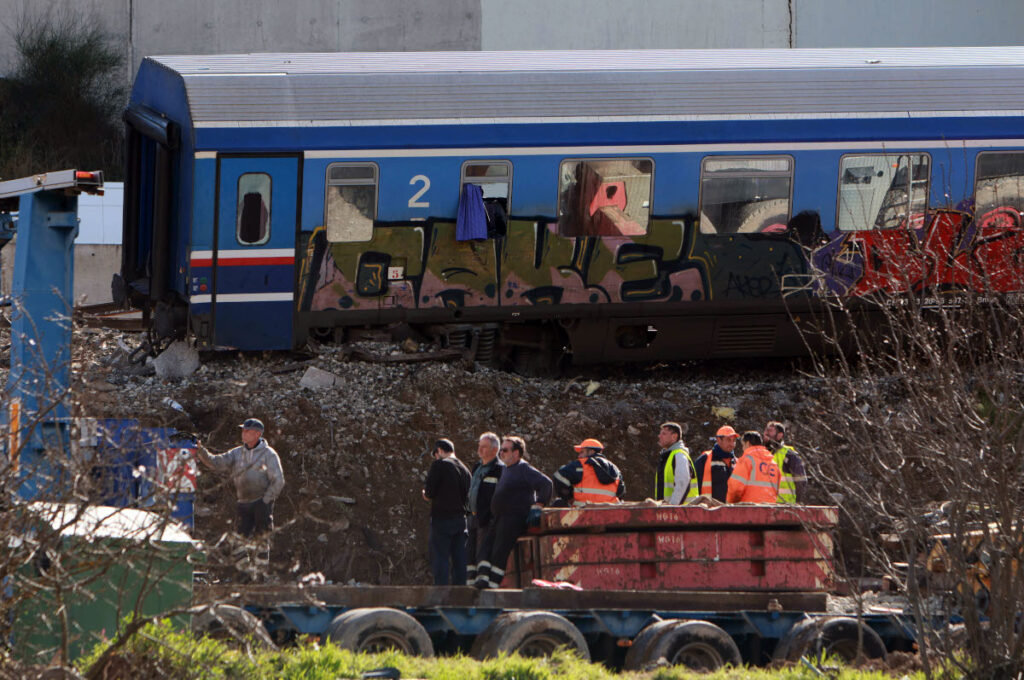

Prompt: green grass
[{"left": 74, "top": 620, "right": 924, "bottom": 680}]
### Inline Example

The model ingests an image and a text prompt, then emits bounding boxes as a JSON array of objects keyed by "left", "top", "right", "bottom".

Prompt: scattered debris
[{"left": 49, "top": 325, "right": 826, "bottom": 586}]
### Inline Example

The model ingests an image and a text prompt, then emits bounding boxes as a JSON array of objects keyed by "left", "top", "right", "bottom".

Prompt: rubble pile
[{"left": 53, "top": 326, "right": 827, "bottom": 584}]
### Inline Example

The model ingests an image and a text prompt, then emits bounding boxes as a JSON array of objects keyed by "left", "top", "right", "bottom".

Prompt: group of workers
[
  {"left": 422, "top": 421, "right": 807, "bottom": 588},
  {"left": 190, "top": 415, "right": 805, "bottom": 588}
]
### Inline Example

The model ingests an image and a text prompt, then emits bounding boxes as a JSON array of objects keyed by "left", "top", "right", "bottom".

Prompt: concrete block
[
  {"left": 299, "top": 365, "right": 343, "bottom": 390},
  {"left": 152, "top": 340, "right": 201, "bottom": 379}
]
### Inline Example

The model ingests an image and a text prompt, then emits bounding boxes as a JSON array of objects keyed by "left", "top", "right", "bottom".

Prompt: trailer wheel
[
  {"left": 771, "top": 617, "right": 819, "bottom": 663},
  {"left": 192, "top": 604, "right": 278, "bottom": 650},
  {"left": 325, "top": 607, "right": 434, "bottom": 657},
  {"left": 814, "top": 617, "right": 887, "bottom": 662},
  {"left": 470, "top": 611, "right": 589, "bottom": 660},
  {"left": 774, "top": 616, "right": 886, "bottom": 663},
  {"left": 642, "top": 620, "right": 742, "bottom": 671},
  {"left": 623, "top": 619, "right": 678, "bottom": 670}
]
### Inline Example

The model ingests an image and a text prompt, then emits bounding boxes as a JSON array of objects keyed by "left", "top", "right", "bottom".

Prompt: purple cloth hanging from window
[{"left": 456, "top": 183, "right": 488, "bottom": 241}]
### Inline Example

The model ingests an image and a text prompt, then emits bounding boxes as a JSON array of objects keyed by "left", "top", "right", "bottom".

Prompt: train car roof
[{"left": 136, "top": 47, "right": 1024, "bottom": 126}]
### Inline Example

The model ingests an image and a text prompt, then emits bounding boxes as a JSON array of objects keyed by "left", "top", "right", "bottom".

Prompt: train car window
[
  {"left": 975, "top": 152, "right": 1024, "bottom": 216},
  {"left": 837, "top": 154, "right": 929, "bottom": 231},
  {"left": 461, "top": 161, "right": 512, "bottom": 238},
  {"left": 325, "top": 162, "right": 377, "bottom": 242},
  {"left": 699, "top": 156, "right": 792, "bottom": 234},
  {"left": 237, "top": 173, "right": 271, "bottom": 245},
  {"left": 557, "top": 158, "right": 653, "bottom": 236}
]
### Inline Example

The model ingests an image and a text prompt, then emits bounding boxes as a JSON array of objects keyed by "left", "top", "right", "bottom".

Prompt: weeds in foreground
[{"left": 71, "top": 619, "right": 926, "bottom": 680}]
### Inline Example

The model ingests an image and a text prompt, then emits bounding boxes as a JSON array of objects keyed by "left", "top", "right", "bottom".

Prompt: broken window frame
[
  {"left": 236, "top": 172, "right": 272, "bottom": 246},
  {"left": 460, "top": 160, "right": 513, "bottom": 202},
  {"left": 698, "top": 155, "right": 794, "bottom": 235},
  {"left": 974, "top": 151, "right": 1024, "bottom": 216},
  {"left": 556, "top": 157, "right": 654, "bottom": 237},
  {"left": 836, "top": 153, "right": 930, "bottom": 231},
  {"left": 325, "top": 162, "right": 378, "bottom": 243}
]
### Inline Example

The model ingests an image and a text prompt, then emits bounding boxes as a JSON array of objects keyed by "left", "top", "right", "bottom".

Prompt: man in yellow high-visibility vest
[{"left": 763, "top": 421, "right": 807, "bottom": 504}]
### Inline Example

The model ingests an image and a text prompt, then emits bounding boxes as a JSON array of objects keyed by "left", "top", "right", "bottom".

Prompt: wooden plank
[
  {"left": 524, "top": 560, "right": 833, "bottom": 592},
  {"left": 536, "top": 503, "right": 839, "bottom": 533},
  {"left": 194, "top": 583, "right": 827, "bottom": 613},
  {"left": 530, "top": 529, "right": 834, "bottom": 565}
]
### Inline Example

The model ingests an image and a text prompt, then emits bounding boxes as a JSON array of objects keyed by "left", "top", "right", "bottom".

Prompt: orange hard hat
[
  {"left": 573, "top": 438, "right": 604, "bottom": 452},
  {"left": 715, "top": 425, "right": 739, "bottom": 438}
]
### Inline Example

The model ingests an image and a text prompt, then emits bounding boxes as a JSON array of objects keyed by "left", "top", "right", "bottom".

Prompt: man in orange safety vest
[
  {"left": 726, "top": 431, "right": 781, "bottom": 503},
  {"left": 552, "top": 438, "right": 626, "bottom": 506}
]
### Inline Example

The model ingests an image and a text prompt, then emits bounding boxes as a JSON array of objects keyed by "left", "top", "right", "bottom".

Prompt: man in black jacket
[
  {"left": 473, "top": 435, "right": 552, "bottom": 589},
  {"left": 422, "top": 438, "right": 471, "bottom": 586},
  {"left": 466, "top": 431, "right": 503, "bottom": 585}
]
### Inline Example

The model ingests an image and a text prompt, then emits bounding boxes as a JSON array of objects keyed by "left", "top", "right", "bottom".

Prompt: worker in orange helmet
[
  {"left": 552, "top": 438, "right": 625, "bottom": 506},
  {"left": 692, "top": 425, "right": 740, "bottom": 502},
  {"left": 727, "top": 431, "right": 781, "bottom": 503}
]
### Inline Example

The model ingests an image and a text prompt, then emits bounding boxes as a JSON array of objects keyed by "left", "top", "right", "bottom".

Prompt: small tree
[
  {"left": 798, "top": 216, "right": 1024, "bottom": 679},
  {"left": 0, "top": 8, "right": 125, "bottom": 180}
]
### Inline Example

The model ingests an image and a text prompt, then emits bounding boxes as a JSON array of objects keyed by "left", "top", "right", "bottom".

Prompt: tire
[
  {"left": 470, "top": 611, "right": 589, "bottom": 660},
  {"left": 736, "top": 198, "right": 789, "bottom": 233},
  {"left": 623, "top": 619, "right": 678, "bottom": 670},
  {"left": 325, "top": 607, "right": 434, "bottom": 657},
  {"left": 642, "top": 620, "right": 742, "bottom": 671},
  {"left": 771, "top": 617, "right": 819, "bottom": 663},
  {"left": 191, "top": 604, "right": 278, "bottom": 650},
  {"left": 774, "top": 617, "right": 886, "bottom": 664},
  {"left": 814, "top": 617, "right": 887, "bottom": 663}
]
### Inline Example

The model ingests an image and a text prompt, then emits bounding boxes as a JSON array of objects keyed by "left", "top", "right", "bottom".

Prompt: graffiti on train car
[
  {"left": 808, "top": 208, "right": 1024, "bottom": 297},
  {"left": 297, "top": 218, "right": 812, "bottom": 313}
]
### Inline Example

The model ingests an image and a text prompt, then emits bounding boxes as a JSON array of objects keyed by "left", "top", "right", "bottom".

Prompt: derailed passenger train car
[{"left": 116, "top": 48, "right": 1024, "bottom": 364}]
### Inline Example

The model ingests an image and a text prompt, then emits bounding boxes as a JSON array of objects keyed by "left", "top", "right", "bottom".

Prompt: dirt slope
[{"left": 66, "top": 328, "right": 825, "bottom": 585}]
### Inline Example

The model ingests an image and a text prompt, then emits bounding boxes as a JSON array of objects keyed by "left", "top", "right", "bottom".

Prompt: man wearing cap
[
  {"left": 763, "top": 421, "right": 807, "bottom": 504},
  {"left": 422, "top": 438, "right": 471, "bottom": 586},
  {"left": 552, "top": 438, "right": 625, "bottom": 507},
  {"left": 692, "top": 425, "right": 739, "bottom": 502},
  {"left": 196, "top": 418, "right": 286, "bottom": 538}
]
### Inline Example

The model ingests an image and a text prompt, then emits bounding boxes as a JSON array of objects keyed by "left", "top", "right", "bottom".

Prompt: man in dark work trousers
[
  {"left": 422, "top": 438, "right": 471, "bottom": 586},
  {"left": 473, "top": 435, "right": 552, "bottom": 589}
]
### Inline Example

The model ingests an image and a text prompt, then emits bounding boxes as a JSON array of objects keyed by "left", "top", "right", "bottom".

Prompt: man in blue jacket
[{"left": 473, "top": 436, "right": 552, "bottom": 589}]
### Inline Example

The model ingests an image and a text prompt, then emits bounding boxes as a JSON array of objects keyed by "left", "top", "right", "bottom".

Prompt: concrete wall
[
  {"left": 792, "top": 0, "right": 1024, "bottom": 47},
  {"left": 4, "top": 0, "right": 1024, "bottom": 86},
  {"left": 1, "top": 239, "right": 120, "bottom": 305},
  {"left": 479, "top": 0, "right": 791, "bottom": 50}
]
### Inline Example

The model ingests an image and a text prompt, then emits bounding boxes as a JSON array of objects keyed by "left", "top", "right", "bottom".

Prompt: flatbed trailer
[{"left": 194, "top": 584, "right": 916, "bottom": 670}]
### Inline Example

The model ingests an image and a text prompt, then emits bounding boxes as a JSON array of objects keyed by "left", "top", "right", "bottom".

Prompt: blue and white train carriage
[{"left": 117, "top": 48, "right": 1024, "bottom": 363}]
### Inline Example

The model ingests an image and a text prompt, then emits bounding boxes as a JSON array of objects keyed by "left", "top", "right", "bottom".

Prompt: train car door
[{"left": 213, "top": 155, "right": 299, "bottom": 350}]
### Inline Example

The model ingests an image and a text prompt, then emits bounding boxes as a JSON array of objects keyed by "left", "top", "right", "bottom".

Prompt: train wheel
[
  {"left": 325, "top": 607, "right": 434, "bottom": 657},
  {"left": 192, "top": 604, "right": 278, "bottom": 650},
  {"left": 623, "top": 619, "right": 678, "bottom": 670},
  {"left": 470, "top": 611, "right": 589, "bottom": 660},
  {"left": 642, "top": 620, "right": 742, "bottom": 671}
]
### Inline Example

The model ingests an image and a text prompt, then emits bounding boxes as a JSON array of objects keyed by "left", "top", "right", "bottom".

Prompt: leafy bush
[{"left": 0, "top": 8, "right": 124, "bottom": 180}]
